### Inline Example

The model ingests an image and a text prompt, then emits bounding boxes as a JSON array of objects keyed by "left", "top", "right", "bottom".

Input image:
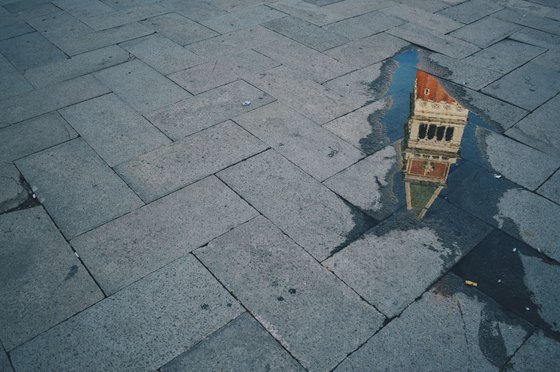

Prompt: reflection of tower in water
[{"left": 403, "top": 70, "right": 469, "bottom": 219}]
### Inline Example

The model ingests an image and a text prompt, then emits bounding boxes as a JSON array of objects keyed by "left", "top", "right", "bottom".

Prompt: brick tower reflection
[{"left": 403, "top": 70, "right": 468, "bottom": 218}]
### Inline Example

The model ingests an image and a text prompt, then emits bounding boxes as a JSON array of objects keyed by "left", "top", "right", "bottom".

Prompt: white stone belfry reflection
[{"left": 403, "top": 70, "right": 469, "bottom": 218}]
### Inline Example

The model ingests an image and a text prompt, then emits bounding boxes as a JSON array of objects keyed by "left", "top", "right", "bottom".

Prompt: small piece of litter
[
  {"left": 498, "top": 279, "right": 502, "bottom": 283},
  {"left": 242, "top": 100, "right": 251, "bottom": 106},
  {"left": 32, "top": 193, "right": 36, "bottom": 198},
  {"left": 74, "top": 252, "right": 79, "bottom": 258},
  {"left": 525, "top": 307, "right": 530, "bottom": 311},
  {"left": 494, "top": 174, "right": 502, "bottom": 179},
  {"left": 513, "top": 248, "right": 517, "bottom": 252},
  {"left": 465, "top": 280, "right": 478, "bottom": 287}
]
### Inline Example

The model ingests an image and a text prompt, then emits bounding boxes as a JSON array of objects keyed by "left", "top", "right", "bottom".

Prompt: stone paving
[{"left": 1, "top": 0, "right": 560, "bottom": 371}]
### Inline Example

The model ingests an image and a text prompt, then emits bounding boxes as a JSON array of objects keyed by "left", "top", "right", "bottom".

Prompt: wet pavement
[{"left": 1, "top": 0, "right": 560, "bottom": 371}]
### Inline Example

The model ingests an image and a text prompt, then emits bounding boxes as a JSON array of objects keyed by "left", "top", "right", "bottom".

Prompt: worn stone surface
[
  {"left": 218, "top": 150, "right": 374, "bottom": 261},
  {"left": 0, "top": 207, "right": 103, "bottom": 351},
  {"left": 323, "top": 11, "right": 404, "bottom": 40},
  {"left": 16, "top": 138, "right": 143, "bottom": 238},
  {"left": 0, "top": 345, "right": 12, "bottom": 372},
  {"left": 0, "top": 112, "right": 77, "bottom": 162},
  {"left": 235, "top": 102, "right": 364, "bottom": 181},
  {"left": 82, "top": 4, "right": 168, "bottom": 31},
  {"left": 437, "top": 0, "right": 503, "bottom": 24},
  {"left": 538, "top": 170, "right": 560, "bottom": 204},
  {"left": 494, "top": 8, "right": 560, "bottom": 36},
  {"left": 0, "top": 71, "right": 32, "bottom": 100},
  {"left": 464, "top": 40, "right": 546, "bottom": 74},
  {"left": 507, "top": 331, "right": 560, "bottom": 371},
  {"left": 25, "top": 11, "right": 92, "bottom": 47},
  {"left": 449, "top": 16, "right": 522, "bottom": 48},
  {"left": 322, "top": 63, "right": 383, "bottom": 107},
  {"left": 0, "top": 163, "right": 29, "bottom": 214},
  {"left": 51, "top": 0, "right": 113, "bottom": 18},
  {"left": 0, "top": 32, "right": 66, "bottom": 72},
  {"left": 139, "top": 13, "right": 218, "bottom": 46},
  {"left": 510, "top": 27, "right": 560, "bottom": 50},
  {"left": 146, "top": 80, "right": 274, "bottom": 140},
  {"left": 115, "top": 121, "right": 267, "bottom": 202},
  {"left": 157, "top": 0, "right": 226, "bottom": 21},
  {"left": 195, "top": 216, "right": 384, "bottom": 371},
  {"left": 200, "top": 5, "right": 285, "bottom": 33},
  {"left": 162, "top": 313, "right": 304, "bottom": 372},
  {"left": 382, "top": 3, "right": 464, "bottom": 33},
  {"left": 59, "top": 93, "right": 170, "bottom": 167},
  {"left": 335, "top": 273, "right": 532, "bottom": 371},
  {"left": 10, "top": 255, "right": 244, "bottom": 371},
  {"left": 0, "top": 21, "right": 33, "bottom": 40}
]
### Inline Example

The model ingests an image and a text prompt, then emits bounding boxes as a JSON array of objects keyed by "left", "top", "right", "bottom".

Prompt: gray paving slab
[
  {"left": 60, "top": 93, "right": 170, "bottom": 167},
  {"left": 71, "top": 175, "right": 258, "bottom": 294},
  {"left": 0, "top": 21, "right": 33, "bottom": 40},
  {"left": 0, "top": 345, "right": 12, "bottom": 372},
  {"left": 16, "top": 138, "right": 143, "bottom": 239},
  {"left": 482, "top": 62, "right": 560, "bottom": 111},
  {"left": 420, "top": 52, "right": 501, "bottom": 90},
  {"left": 505, "top": 94, "right": 560, "bottom": 159},
  {"left": 507, "top": 331, "right": 560, "bottom": 371},
  {"left": 495, "top": 8, "right": 560, "bottom": 36},
  {"left": 322, "top": 10, "right": 404, "bottom": 40},
  {"left": 323, "top": 144, "right": 404, "bottom": 220},
  {"left": 247, "top": 66, "right": 358, "bottom": 125},
  {"left": 0, "top": 52, "right": 16, "bottom": 74},
  {"left": 262, "top": 16, "right": 349, "bottom": 52},
  {"left": 115, "top": 121, "right": 267, "bottom": 202},
  {"left": 303, "top": 0, "right": 342, "bottom": 5},
  {"left": 54, "top": 22, "right": 154, "bottom": 56},
  {"left": 464, "top": 40, "right": 546, "bottom": 74},
  {"left": 146, "top": 80, "right": 274, "bottom": 140},
  {"left": 168, "top": 49, "right": 279, "bottom": 95},
  {"left": 0, "top": 207, "right": 103, "bottom": 351},
  {"left": 0, "top": 112, "right": 77, "bottom": 162},
  {"left": 381, "top": 3, "right": 464, "bottom": 33},
  {"left": 321, "top": 0, "right": 396, "bottom": 23},
  {"left": 26, "top": 11, "right": 92, "bottom": 45},
  {"left": 393, "top": 0, "right": 451, "bottom": 12},
  {"left": 199, "top": 4, "right": 285, "bottom": 33},
  {"left": 324, "top": 200, "right": 491, "bottom": 317},
  {"left": 94, "top": 59, "right": 191, "bottom": 114},
  {"left": 157, "top": 0, "right": 227, "bottom": 21},
  {"left": 325, "top": 32, "right": 409, "bottom": 69},
  {"left": 52, "top": 0, "right": 113, "bottom": 18},
  {"left": 234, "top": 102, "right": 364, "bottom": 181},
  {"left": 0, "top": 32, "right": 66, "bottom": 72},
  {"left": 0, "top": 163, "right": 29, "bottom": 213},
  {"left": 322, "top": 63, "right": 384, "bottom": 107},
  {"left": 503, "top": 0, "right": 560, "bottom": 21},
  {"left": 335, "top": 273, "right": 532, "bottom": 371},
  {"left": 0, "top": 74, "right": 110, "bottom": 125},
  {"left": 120, "top": 34, "right": 203, "bottom": 75},
  {"left": 532, "top": 48, "right": 560, "bottom": 69},
  {"left": 23, "top": 45, "right": 130, "bottom": 87},
  {"left": 538, "top": 170, "right": 560, "bottom": 204},
  {"left": 254, "top": 37, "right": 353, "bottom": 83},
  {"left": 437, "top": 0, "right": 503, "bottom": 24},
  {"left": 217, "top": 150, "right": 375, "bottom": 261},
  {"left": 195, "top": 216, "right": 384, "bottom": 371},
  {"left": 82, "top": 3, "right": 168, "bottom": 30},
  {"left": 0, "top": 70, "right": 33, "bottom": 99},
  {"left": 443, "top": 161, "right": 560, "bottom": 262},
  {"left": 449, "top": 16, "right": 522, "bottom": 48},
  {"left": 9, "top": 255, "right": 244, "bottom": 371},
  {"left": 162, "top": 313, "right": 304, "bottom": 372},
  {"left": 510, "top": 27, "right": 560, "bottom": 50},
  {"left": 0, "top": 3, "right": 61, "bottom": 28},
  {"left": 388, "top": 23, "right": 479, "bottom": 59},
  {"left": 139, "top": 12, "right": 218, "bottom": 46},
  {"left": 3, "top": 0, "right": 51, "bottom": 13}
]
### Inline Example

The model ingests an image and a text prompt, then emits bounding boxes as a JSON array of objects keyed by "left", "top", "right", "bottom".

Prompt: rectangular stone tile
[
  {"left": 0, "top": 345, "right": 12, "bottom": 372},
  {"left": 60, "top": 93, "right": 170, "bottom": 167},
  {"left": 0, "top": 70, "right": 33, "bottom": 99},
  {"left": 381, "top": 3, "right": 464, "bottom": 33},
  {"left": 120, "top": 34, "right": 203, "bottom": 75},
  {"left": 0, "top": 163, "right": 28, "bottom": 213},
  {"left": 388, "top": 23, "right": 479, "bottom": 59},
  {"left": 94, "top": 59, "right": 191, "bottom": 114},
  {"left": 0, "top": 112, "right": 77, "bottom": 161},
  {"left": 0, "top": 32, "right": 66, "bottom": 72},
  {"left": 0, "top": 3, "right": 61, "bottom": 28},
  {"left": 538, "top": 170, "right": 560, "bottom": 204},
  {"left": 322, "top": 0, "right": 395, "bottom": 23},
  {"left": 3, "top": 0, "right": 50, "bottom": 13},
  {"left": 449, "top": 16, "right": 522, "bottom": 48},
  {"left": 335, "top": 274, "right": 532, "bottom": 371},
  {"left": 146, "top": 80, "right": 274, "bottom": 140},
  {"left": 247, "top": 66, "right": 358, "bottom": 125},
  {"left": 510, "top": 27, "right": 560, "bottom": 50},
  {"left": 157, "top": 0, "right": 227, "bottom": 21},
  {"left": 322, "top": 63, "right": 384, "bottom": 107},
  {"left": 26, "top": 11, "right": 92, "bottom": 45},
  {"left": 504, "top": 0, "right": 560, "bottom": 21},
  {"left": 0, "top": 21, "right": 33, "bottom": 40},
  {"left": 392, "top": 0, "right": 451, "bottom": 12},
  {"left": 82, "top": 4, "right": 168, "bottom": 30},
  {"left": 24, "top": 45, "right": 130, "bottom": 87},
  {"left": 443, "top": 161, "right": 560, "bottom": 262},
  {"left": 55, "top": 22, "right": 154, "bottom": 56},
  {"left": 324, "top": 200, "right": 491, "bottom": 317},
  {"left": 195, "top": 217, "right": 384, "bottom": 371},
  {"left": 71, "top": 176, "right": 257, "bottom": 294},
  {"left": 0, "top": 74, "right": 110, "bottom": 125},
  {"left": 322, "top": 10, "right": 404, "bottom": 40},
  {"left": 235, "top": 102, "right": 364, "bottom": 181},
  {"left": 162, "top": 312, "right": 304, "bottom": 372},
  {"left": 139, "top": 12, "right": 218, "bottom": 46},
  {"left": 52, "top": 0, "right": 113, "bottom": 18},
  {"left": 507, "top": 331, "right": 560, "bottom": 372},
  {"left": 532, "top": 49, "right": 560, "bottom": 69},
  {"left": 262, "top": 16, "right": 349, "bottom": 52},
  {"left": 115, "top": 121, "right": 267, "bottom": 202},
  {"left": 505, "top": 94, "right": 560, "bottom": 159},
  {"left": 16, "top": 138, "right": 143, "bottom": 238},
  {"left": 437, "top": 0, "right": 503, "bottom": 24},
  {"left": 325, "top": 33, "right": 409, "bottom": 69},
  {"left": 254, "top": 37, "right": 353, "bottom": 83},
  {"left": 464, "top": 40, "right": 546, "bottom": 74},
  {"left": 495, "top": 8, "right": 560, "bottom": 35},
  {"left": 0, "top": 207, "right": 103, "bottom": 351},
  {"left": 217, "top": 150, "right": 375, "bottom": 261},
  {"left": 10, "top": 255, "right": 244, "bottom": 371},
  {"left": 481, "top": 62, "right": 560, "bottom": 111},
  {"left": 199, "top": 4, "right": 285, "bottom": 33},
  {"left": 168, "top": 49, "right": 279, "bottom": 94}
]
